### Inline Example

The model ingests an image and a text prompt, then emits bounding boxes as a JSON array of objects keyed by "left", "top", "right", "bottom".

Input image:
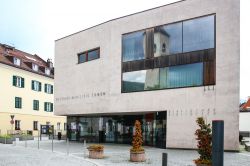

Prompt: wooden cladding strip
[
  {"left": 122, "top": 48, "right": 215, "bottom": 73},
  {"left": 203, "top": 61, "right": 215, "bottom": 86}
]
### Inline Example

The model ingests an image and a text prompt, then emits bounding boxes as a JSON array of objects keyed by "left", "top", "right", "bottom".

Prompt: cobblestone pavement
[{"left": 1, "top": 140, "right": 250, "bottom": 166}]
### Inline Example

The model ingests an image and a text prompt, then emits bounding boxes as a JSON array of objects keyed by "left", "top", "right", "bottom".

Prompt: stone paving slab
[
  {"left": 0, "top": 144, "right": 96, "bottom": 166},
  {"left": 2, "top": 140, "right": 250, "bottom": 166}
]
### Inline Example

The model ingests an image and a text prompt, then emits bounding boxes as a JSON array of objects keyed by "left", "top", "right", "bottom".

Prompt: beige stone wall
[{"left": 55, "top": 0, "right": 240, "bottom": 150}]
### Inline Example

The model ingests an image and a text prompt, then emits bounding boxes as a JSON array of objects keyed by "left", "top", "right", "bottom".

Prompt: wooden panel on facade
[
  {"left": 122, "top": 48, "right": 215, "bottom": 73},
  {"left": 203, "top": 61, "right": 215, "bottom": 85}
]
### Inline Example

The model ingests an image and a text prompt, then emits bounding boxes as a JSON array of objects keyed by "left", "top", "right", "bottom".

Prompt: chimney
[{"left": 47, "top": 58, "right": 53, "bottom": 68}]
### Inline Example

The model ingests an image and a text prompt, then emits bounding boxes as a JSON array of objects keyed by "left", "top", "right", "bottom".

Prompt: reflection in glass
[
  {"left": 88, "top": 49, "right": 99, "bottom": 61},
  {"left": 160, "top": 63, "right": 203, "bottom": 88},
  {"left": 122, "top": 70, "right": 146, "bottom": 92},
  {"left": 122, "top": 63, "right": 203, "bottom": 92},
  {"left": 183, "top": 15, "right": 214, "bottom": 52},
  {"left": 154, "top": 23, "right": 182, "bottom": 57},
  {"left": 122, "top": 31, "right": 145, "bottom": 62}
]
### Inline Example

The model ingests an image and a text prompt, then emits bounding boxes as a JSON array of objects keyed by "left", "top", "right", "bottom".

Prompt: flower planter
[
  {"left": 0, "top": 137, "right": 14, "bottom": 144},
  {"left": 196, "top": 164, "right": 211, "bottom": 166},
  {"left": 130, "top": 151, "right": 146, "bottom": 162},
  {"left": 88, "top": 150, "right": 104, "bottom": 159}
]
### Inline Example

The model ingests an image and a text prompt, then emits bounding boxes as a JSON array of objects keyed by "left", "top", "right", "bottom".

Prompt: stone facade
[{"left": 55, "top": 0, "right": 240, "bottom": 150}]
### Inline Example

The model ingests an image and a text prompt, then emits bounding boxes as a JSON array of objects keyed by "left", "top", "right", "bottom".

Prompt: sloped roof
[{"left": 0, "top": 43, "right": 54, "bottom": 78}]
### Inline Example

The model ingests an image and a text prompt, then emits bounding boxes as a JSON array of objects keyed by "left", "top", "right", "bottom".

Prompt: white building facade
[{"left": 55, "top": 0, "right": 240, "bottom": 150}]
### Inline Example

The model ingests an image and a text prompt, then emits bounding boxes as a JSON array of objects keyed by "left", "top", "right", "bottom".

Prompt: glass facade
[
  {"left": 122, "top": 63, "right": 203, "bottom": 92},
  {"left": 122, "top": 15, "right": 215, "bottom": 62},
  {"left": 122, "top": 30, "right": 145, "bottom": 62},
  {"left": 183, "top": 15, "right": 214, "bottom": 52},
  {"left": 154, "top": 22, "right": 182, "bottom": 57},
  {"left": 67, "top": 112, "right": 166, "bottom": 148}
]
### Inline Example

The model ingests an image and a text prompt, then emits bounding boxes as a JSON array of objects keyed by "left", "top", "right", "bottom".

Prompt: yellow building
[{"left": 0, "top": 43, "right": 66, "bottom": 136}]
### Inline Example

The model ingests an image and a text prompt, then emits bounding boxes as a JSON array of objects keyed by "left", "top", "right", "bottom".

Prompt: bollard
[
  {"left": 212, "top": 120, "right": 224, "bottom": 166},
  {"left": 66, "top": 138, "right": 69, "bottom": 155},
  {"left": 162, "top": 153, "right": 168, "bottom": 166},
  {"left": 52, "top": 135, "right": 54, "bottom": 152},
  {"left": 4, "top": 135, "right": 7, "bottom": 144},
  {"left": 38, "top": 132, "right": 40, "bottom": 149},
  {"left": 83, "top": 140, "right": 87, "bottom": 158},
  {"left": 25, "top": 136, "right": 27, "bottom": 148}
]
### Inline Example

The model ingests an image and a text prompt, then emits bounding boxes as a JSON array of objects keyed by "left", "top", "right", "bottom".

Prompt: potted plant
[
  {"left": 87, "top": 144, "right": 104, "bottom": 159},
  {"left": 130, "top": 120, "right": 146, "bottom": 162},
  {"left": 0, "top": 134, "right": 14, "bottom": 144},
  {"left": 194, "top": 117, "right": 212, "bottom": 166}
]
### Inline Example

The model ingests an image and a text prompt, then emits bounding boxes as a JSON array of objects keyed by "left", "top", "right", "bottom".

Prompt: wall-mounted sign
[{"left": 56, "top": 91, "right": 106, "bottom": 102}]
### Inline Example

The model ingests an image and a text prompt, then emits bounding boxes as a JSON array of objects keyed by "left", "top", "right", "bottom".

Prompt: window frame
[
  {"left": 32, "top": 63, "right": 39, "bottom": 71},
  {"left": 44, "top": 83, "right": 53, "bottom": 94},
  {"left": 33, "top": 121, "right": 38, "bottom": 130},
  {"left": 15, "top": 97, "right": 22, "bottom": 109},
  {"left": 13, "top": 57, "right": 21, "bottom": 66},
  {"left": 44, "top": 102, "right": 53, "bottom": 112},
  {"left": 13, "top": 76, "right": 24, "bottom": 88},
  {"left": 77, "top": 47, "right": 100, "bottom": 64},
  {"left": 32, "top": 80, "right": 42, "bottom": 92},
  {"left": 15, "top": 120, "right": 21, "bottom": 130},
  {"left": 33, "top": 100, "right": 39, "bottom": 110}
]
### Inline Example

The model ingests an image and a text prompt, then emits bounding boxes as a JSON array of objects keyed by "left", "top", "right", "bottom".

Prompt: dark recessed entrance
[{"left": 67, "top": 111, "right": 166, "bottom": 149}]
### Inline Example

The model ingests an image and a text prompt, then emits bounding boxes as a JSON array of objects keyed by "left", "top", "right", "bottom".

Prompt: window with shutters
[
  {"left": 44, "top": 84, "right": 53, "bottom": 94},
  {"left": 44, "top": 102, "right": 53, "bottom": 112},
  {"left": 32, "top": 80, "right": 42, "bottom": 91},
  {"left": 33, "top": 100, "right": 39, "bottom": 110},
  {"left": 13, "top": 76, "right": 24, "bottom": 88},
  {"left": 15, "top": 97, "right": 22, "bottom": 108}
]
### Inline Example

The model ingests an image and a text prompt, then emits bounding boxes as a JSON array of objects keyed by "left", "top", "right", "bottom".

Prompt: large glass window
[
  {"left": 32, "top": 80, "right": 41, "bottom": 91},
  {"left": 154, "top": 22, "right": 182, "bottom": 57},
  {"left": 122, "top": 30, "right": 145, "bottom": 62},
  {"left": 122, "top": 15, "right": 215, "bottom": 62},
  {"left": 183, "top": 15, "right": 214, "bottom": 52},
  {"left": 122, "top": 63, "right": 203, "bottom": 92}
]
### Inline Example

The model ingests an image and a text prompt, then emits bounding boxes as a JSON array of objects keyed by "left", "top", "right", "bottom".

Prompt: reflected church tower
[{"left": 143, "top": 27, "right": 170, "bottom": 90}]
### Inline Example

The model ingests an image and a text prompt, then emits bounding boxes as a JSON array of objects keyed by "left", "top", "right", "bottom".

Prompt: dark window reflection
[
  {"left": 88, "top": 49, "right": 99, "bottom": 61},
  {"left": 78, "top": 53, "right": 86, "bottom": 63},
  {"left": 122, "top": 30, "right": 145, "bottom": 62},
  {"left": 183, "top": 15, "right": 214, "bottom": 52}
]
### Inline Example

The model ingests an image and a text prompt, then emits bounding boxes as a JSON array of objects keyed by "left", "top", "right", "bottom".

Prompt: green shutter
[
  {"left": 21, "top": 78, "right": 24, "bottom": 88},
  {"left": 50, "top": 103, "right": 53, "bottom": 112},
  {"left": 13, "top": 76, "right": 17, "bottom": 86},
  {"left": 37, "top": 100, "right": 39, "bottom": 110},
  {"left": 32, "top": 81, "right": 34, "bottom": 90},
  {"left": 44, "top": 102, "right": 47, "bottom": 111},
  {"left": 39, "top": 82, "right": 42, "bottom": 91},
  {"left": 15, "top": 97, "right": 17, "bottom": 108},
  {"left": 20, "top": 98, "right": 22, "bottom": 108},
  {"left": 51, "top": 85, "right": 53, "bottom": 94},
  {"left": 45, "top": 84, "right": 47, "bottom": 93}
]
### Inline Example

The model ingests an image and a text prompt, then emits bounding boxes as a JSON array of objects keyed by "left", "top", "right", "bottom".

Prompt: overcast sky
[{"left": 0, "top": 0, "right": 249, "bottom": 101}]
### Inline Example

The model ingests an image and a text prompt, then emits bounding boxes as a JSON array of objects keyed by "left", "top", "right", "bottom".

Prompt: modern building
[
  {"left": 55, "top": 0, "right": 240, "bottom": 150},
  {"left": 0, "top": 43, "right": 66, "bottom": 136}
]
